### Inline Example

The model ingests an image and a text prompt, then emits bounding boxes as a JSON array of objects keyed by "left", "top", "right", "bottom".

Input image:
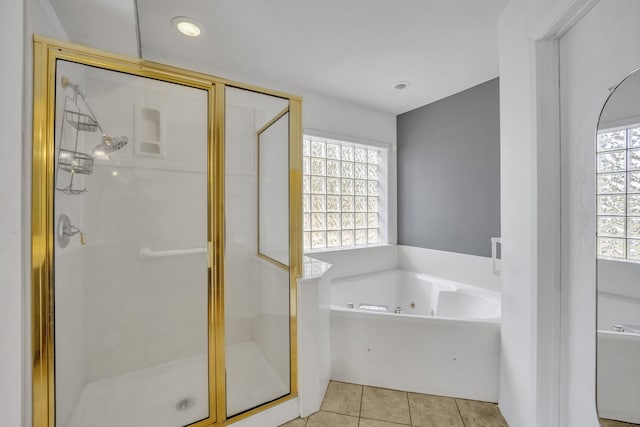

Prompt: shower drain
[{"left": 176, "top": 397, "right": 195, "bottom": 411}]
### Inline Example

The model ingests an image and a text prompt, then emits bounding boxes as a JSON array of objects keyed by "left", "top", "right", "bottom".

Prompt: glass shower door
[
  {"left": 53, "top": 59, "right": 211, "bottom": 427},
  {"left": 224, "top": 87, "right": 291, "bottom": 417}
]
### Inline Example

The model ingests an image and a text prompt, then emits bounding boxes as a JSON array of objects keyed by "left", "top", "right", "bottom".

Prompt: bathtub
[
  {"left": 597, "top": 292, "right": 640, "bottom": 424},
  {"left": 330, "top": 270, "right": 501, "bottom": 402}
]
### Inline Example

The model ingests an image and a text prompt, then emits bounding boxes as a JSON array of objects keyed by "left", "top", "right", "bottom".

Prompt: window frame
[
  {"left": 596, "top": 123, "right": 640, "bottom": 263},
  {"left": 302, "top": 131, "right": 390, "bottom": 253}
]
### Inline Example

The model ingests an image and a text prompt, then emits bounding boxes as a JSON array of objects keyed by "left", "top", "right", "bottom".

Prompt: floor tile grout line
[
  {"left": 454, "top": 398, "right": 467, "bottom": 427},
  {"left": 360, "top": 415, "right": 411, "bottom": 426},
  {"left": 360, "top": 385, "right": 413, "bottom": 425},
  {"left": 406, "top": 391, "right": 412, "bottom": 426},
  {"left": 359, "top": 385, "right": 364, "bottom": 419},
  {"left": 320, "top": 408, "right": 360, "bottom": 418}
]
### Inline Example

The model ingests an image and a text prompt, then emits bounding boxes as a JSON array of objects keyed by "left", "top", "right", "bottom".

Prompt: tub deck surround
[
  {"left": 331, "top": 270, "right": 501, "bottom": 321},
  {"left": 297, "top": 256, "right": 333, "bottom": 417},
  {"left": 301, "top": 256, "right": 333, "bottom": 280},
  {"left": 309, "top": 245, "right": 500, "bottom": 293},
  {"left": 306, "top": 245, "right": 398, "bottom": 280},
  {"left": 396, "top": 245, "right": 500, "bottom": 293},
  {"left": 329, "top": 269, "right": 501, "bottom": 402}
]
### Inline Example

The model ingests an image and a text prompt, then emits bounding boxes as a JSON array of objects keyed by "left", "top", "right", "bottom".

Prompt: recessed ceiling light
[
  {"left": 171, "top": 16, "right": 202, "bottom": 37},
  {"left": 394, "top": 81, "right": 411, "bottom": 90}
]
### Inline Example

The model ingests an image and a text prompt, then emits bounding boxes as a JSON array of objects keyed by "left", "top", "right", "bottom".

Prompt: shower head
[
  {"left": 102, "top": 135, "right": 128, "bottom": 152},
  {"left": 61, "top": 77, "right": 129, "bottom": 158},
  {"left": 93, "top": 135, "right": 128, "bottom": 158}
]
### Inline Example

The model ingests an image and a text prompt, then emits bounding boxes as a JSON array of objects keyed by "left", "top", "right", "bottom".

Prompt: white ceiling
[{"left": 51, "top": 0, "right": 508, "bottom": 114}]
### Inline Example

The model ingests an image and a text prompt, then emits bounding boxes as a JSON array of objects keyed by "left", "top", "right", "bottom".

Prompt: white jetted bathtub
[
  {"left": 330, "top": 270, "right": 501, "bottom": 402},
  {"left": 597, "top": 292, "right": 640, "bottom": 423}
]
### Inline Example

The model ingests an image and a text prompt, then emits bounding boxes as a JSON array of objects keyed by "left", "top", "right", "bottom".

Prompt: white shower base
[
  {"left": 226, "top": 340, "right": 289, "bottom": 416},
  {"left": 67, "top": 353, "right": 209, "bottom": 427},
  {"left": 67, "top": 341, "right": 287, "bottom": 427}
]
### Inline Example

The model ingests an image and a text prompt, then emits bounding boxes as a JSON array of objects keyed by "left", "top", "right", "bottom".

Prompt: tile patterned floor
[
  {"left": 280, "top": 381, "right": 508, "bottom": 427},
  {"left": 600, "top": 419, "right": 640, "bottom": 427},
  {"left": 280, "top": 381, "right": 640, "bottom": 427}
]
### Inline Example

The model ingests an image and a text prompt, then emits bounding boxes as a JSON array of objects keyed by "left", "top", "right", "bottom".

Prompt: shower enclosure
[{"left": 32, "top": 37, "right": 301, "bottom": 427}]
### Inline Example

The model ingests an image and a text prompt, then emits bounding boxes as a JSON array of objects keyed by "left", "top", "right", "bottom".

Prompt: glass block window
[
  {"left": 303, "top": 135, "right": 383, "bottom": 250},
  {"left": 596, "top": 125, "right": 640, "bottom": 261}
]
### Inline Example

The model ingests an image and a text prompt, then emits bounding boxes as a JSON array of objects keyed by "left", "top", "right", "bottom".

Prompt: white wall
[
  {"left": 496, "top": 1, "right": 609, "bottom": 425},
  {"left": 498, "top": 1, "right": 640, "bottom": 426},
  {"left": 497, "top": 4, "right": 538, "bottom": 425},
  {"left": 0, "top": 0, "right": 25, "bottom": 426},
  {"left": 559, "top": 2, "right": 640, "bottom": 426},
  {"left": 301, "top": 91, "right": 396, "bottom": 146}
]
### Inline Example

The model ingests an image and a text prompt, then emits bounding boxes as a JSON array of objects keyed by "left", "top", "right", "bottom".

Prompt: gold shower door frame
[{"left": 31, "top": 36, "right": 302, "bottom": 427}]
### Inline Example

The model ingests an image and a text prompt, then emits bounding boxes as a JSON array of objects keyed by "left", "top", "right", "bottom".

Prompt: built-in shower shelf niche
[{"left": 134, "top": 104, "right": 165, "bottom": 158}]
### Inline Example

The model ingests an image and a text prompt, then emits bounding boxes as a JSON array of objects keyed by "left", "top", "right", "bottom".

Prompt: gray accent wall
[{"left": 397, "top": 78, "right": 500, "bottom": 257}]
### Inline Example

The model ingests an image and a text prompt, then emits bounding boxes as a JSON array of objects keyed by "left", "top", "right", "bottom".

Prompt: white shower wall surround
[
  {"left": 85, "top": 167, "right": 208, "bottom": 380},
  {"left": 82, "top": 73, "right": 208, "bottom": 382}
]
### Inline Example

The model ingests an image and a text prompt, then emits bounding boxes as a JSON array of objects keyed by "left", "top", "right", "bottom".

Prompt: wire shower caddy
[{"left": 55, "top": 77, "right": 96, "bottom": 195}]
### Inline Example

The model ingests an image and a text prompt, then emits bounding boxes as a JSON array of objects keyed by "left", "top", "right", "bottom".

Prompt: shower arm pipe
[
  {"left": 61, "top": 76, "right": 106, "bottom": 135},
  {"left": 138, "top": 247, "right": 207, "bottom": 260}
]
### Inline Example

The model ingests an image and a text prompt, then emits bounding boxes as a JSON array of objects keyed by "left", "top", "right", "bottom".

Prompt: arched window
[{"left": 596, "top": 125, "right": 640, "bottom": 261}]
